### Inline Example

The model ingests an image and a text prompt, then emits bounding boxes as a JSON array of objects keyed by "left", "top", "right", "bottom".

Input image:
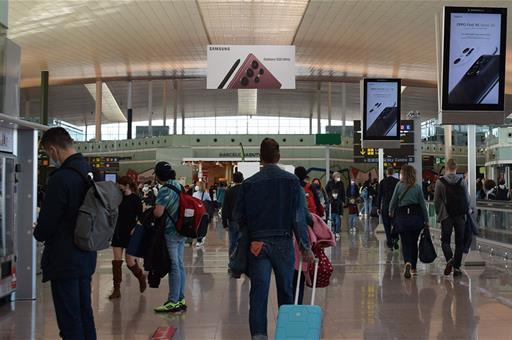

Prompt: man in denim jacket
[{"left": 234, "top": 138, "right": 313, "bottom": 340}]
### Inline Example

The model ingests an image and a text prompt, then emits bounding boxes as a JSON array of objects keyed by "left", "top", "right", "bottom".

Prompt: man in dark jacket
[
  {"left": 222, "top": 171, "right": 244, "bottom": 258},
  {"left": 234, "top": 138, "right": 313, "bottom": 340},
  {"left": 34, "top": 127, "right": 97, "bottom": 340},
  {"left": 377, "top": 167, "right": 400, "bottom": 250},
  {"left": 326, "top": 171, "right": 346, "bottom": 203}
]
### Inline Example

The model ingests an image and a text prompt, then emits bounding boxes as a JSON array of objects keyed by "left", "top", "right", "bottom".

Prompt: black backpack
[
  {"left": 496, "top": 187, "right": 509, "bottom": 201},
  {"left": 440, "top": 177, "right": 469, "bottom": 217}
]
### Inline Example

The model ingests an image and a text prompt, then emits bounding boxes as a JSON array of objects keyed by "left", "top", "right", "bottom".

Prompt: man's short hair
[
  {"left": 40, "top": 127, "right": 74, "bottom": 149},
  {"left": 446, "top": 159, "right": 457, "bottom": 171},
  {"left": 233, "top": 171, "right": 244, "bottom": 184},
  {"left": 386, "top": 167, "right": 394, "bottom": 176},
  {"left": 260, "top": 138, "right": 280, "bottom": 164}
]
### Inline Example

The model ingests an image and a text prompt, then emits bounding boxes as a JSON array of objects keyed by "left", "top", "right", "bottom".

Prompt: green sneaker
[
  {"left": 178, "top": 298, "right": 187, "bottom": 311},
  {"left": 154, "top": 300, "right": 182, "bottom": 313}
]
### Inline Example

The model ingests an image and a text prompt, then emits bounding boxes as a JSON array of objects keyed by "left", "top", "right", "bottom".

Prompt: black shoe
[
  {"left": 394, "top": 240, "right": 399, "bottom": 250},
  {"left": 404, "top": 263, "right": 412, "bottom": 279},
  {"left": 444, "top": 259, "right": 454, "bottom": 276},
  {"left": 453, "top": 268, "right": 462, "bottom": 277}
]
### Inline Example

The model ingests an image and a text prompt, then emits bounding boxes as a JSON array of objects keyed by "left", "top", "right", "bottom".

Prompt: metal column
[
  {"left": 327, "top": 82, "right": 332, "bottom": 127},
  {"left": 16, "top": 129, "right": 38, "bottom": 300},
  {"left": 40, "top": 71, "right": 49, "bottom": 126},
  {"left": 444, "top": 125, "right": 453, "bottom": 161},
  {"left": 341, "top": 83, "right": 346, "bottom": 136},
  {"left": 375, "top": 148, "right": 386, "bottom": 233},
  {"left": 148, "top": 80, "right": 153, "bottom": 137},
  {"left": 173, "top": 80, "right": 178, "bottom": 135},
  {"left": 95, "top": 80, "right": 102, "bottom": 141},
  {"left": 414, "top": 116, "right": 422, "bottom": 186},
  {"left": 162, "top": 80, "right": 168, "bottom": 128},
  {"left": 325, "top": 146, "right": 330, "bottom": 186},
  {"left": 317, "top": 82, "right": 321, "bottom": 134},
  {"left": 127, "top": 81, "right": 133, "bottom": 140}
]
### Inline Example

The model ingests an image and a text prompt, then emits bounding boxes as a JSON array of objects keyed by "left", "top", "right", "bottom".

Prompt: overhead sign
[
  {"left": 441, "top": 6, "right": 507, "bottom": 116},
  {"left": 363, "top": 79, "right": 400, "bottom": 138},
  {"left": 207, "top": 45, "right": 295, "bottom": 89},
  {"left": 353, "top": 120, "right": 414, "bottom": 164}
]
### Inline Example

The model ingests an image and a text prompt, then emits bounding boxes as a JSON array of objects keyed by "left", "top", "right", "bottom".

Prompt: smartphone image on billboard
[
  {"left": 227, "top": 53, "right": 282, "bottom": 89},
  {"left": 366, "top": 106, "right": 399, "bottom": 137},
  {"left": 448, "top": 54, "right": 500, "bottom": 104},
  {"left": 218, "top": 59, "right": 240, "bottom": 89}
]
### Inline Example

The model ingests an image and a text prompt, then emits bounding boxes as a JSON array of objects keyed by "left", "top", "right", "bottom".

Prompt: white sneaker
[{"left": 196, "top": 240, "right": 205, "bottom": 248}]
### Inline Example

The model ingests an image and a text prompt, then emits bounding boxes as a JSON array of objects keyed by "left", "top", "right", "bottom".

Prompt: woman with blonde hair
[{"left": 388, "top": 165, "right": 429, "bottom": 279}]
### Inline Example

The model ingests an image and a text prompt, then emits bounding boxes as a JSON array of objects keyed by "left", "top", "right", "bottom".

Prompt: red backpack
[
  {"left": 307, "top": 246, "right": 333, "bottom": 288},
  {"left": 166, "top": 185, "right": 209, "bottom": 238},
  {"left": 304, "top": 183, "right": 325, "bottom": 216}
]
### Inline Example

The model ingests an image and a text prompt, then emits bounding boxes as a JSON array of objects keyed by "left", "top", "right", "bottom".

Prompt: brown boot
[
  {"left": 128, "top": 261, "right": 147, "bottom": 293},
  {"left": 109, "top": 260, "right": 123, "bottom": 299}
]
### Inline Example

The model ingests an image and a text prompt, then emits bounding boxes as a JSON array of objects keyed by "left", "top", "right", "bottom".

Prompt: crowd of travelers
[{"left": 33, "top": 128, "right": 479, "bottom": 340}]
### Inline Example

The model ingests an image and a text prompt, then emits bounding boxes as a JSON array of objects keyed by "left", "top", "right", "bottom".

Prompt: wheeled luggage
[{"left": 275, "top": 258, "right": 323, "bottom": 340}]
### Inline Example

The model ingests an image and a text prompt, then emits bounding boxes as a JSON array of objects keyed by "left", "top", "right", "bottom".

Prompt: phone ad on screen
[
  {"left": 442, "top": 7, "right": 507, "bottom": 111},
  {"left": 364, "top": 80, "right": 400, "bottom": 139},
  {"left": 207, "top": 45, "right": 295, "bottom": 90}
]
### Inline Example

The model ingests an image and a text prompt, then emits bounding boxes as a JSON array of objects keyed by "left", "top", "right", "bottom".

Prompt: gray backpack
[{"left": 67, "top": 168, "right": 123, "bottom": 251}]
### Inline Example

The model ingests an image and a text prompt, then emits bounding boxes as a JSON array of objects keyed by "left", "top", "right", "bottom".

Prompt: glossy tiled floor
[{"left": 3, "top": 217, "right": 512, "bottom": 339}]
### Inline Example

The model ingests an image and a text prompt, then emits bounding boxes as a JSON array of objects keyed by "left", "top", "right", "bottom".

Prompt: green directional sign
[{"left": 315, "top": 134, "right": 341, "bottom": 145}]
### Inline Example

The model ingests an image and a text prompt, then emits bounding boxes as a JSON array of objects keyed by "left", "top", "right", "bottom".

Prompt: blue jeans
[
  {"left": 362, "top": 197, "right": 373, "bottom": 215},
  {"left": 228, "top": 221, "right": 239, "bottom": 256},
  {"left": 394, "top": 215, "right": 424, "bottom": 269},
  {"left": 248, "top": 237, "right": 294, "bottom": 337},
  {"left": 51, "top": 276, "right": 96, "bottom": 340},
  {"left": 331, "top": 213, "right": 341, "bottom": 233},
  {"left": 349, "top": 214, "right": 358, "bottom": 228},
  {"left": 165, "top": 233, "right": 186, "bottom": 303}
]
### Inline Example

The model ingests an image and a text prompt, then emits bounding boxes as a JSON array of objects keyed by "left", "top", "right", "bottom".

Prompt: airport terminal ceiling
[{"left": 8, "top": 0, "right": 512, "bottom": 124}]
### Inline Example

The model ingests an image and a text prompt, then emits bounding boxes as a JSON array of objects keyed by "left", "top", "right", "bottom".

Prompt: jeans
[
  {"left": 441, "top": 215, "right": 466, "bottom": 269},
  {"left": 349, "top": 214, "right": 358, "bottom": 229},
  {"left": 361, "top": 197, "right": 372, "bottom": 215},
  {"left": 395, "top": 215, "right": 423, "bottom": 269},
  {"left": 50, "top": 276, "right": 96, "bottom": 340},
  {"left": 248, "top": 236, "right": 294, "bottom": 337},
  {"left": 228, "top": 221, "right": 239, "bottom": 256},
  {"left": 165, "top": 233, "right": 186, "bottom": 303},
  {"left": 331, "top": 213, "right": 341, "bottom": 233},
  {"left": 381, "top": 212, "right": 397, "bottom": 248}
]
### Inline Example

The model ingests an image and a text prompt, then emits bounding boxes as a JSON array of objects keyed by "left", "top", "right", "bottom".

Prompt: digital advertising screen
[
  {"left": 105, "top": 173, "right": 118, "bottom": 183},
  {"left": 442, "top": 6, "right": 507, "bottom": 111},
  {"left": 362, "top": 79, "right": 401, "bottom": 142}
]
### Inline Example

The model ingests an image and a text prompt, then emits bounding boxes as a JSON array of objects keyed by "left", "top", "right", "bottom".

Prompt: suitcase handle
[{"left": 294, "top": 257, "right": 319, "bottom": 306}]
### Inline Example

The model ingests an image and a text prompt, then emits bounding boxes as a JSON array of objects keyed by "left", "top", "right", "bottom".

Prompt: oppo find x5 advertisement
[
  {"left": 363, "top": 79, "right": 401, "bottom": 141},
  {"left": 207, "top": 45, "right": 295, "bottom": 90},
  {"left": 442, "top": 7, "right": 507, "bottom": 111}
]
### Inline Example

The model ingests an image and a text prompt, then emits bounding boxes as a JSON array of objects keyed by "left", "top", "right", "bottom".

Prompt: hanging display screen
[
  {"left": 442, "top": 6, "right": 507, "bottom": 111},
  {"left": 362, "top": 79, "right": 401, "bottom": 141}
]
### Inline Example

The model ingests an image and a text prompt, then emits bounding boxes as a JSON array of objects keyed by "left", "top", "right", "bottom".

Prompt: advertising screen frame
[
  {"left": 362, "top": 78, "right": 401, "bottom": 148},
  {"left": 441, "top": 6, "right": 507, "bottom": 112}
]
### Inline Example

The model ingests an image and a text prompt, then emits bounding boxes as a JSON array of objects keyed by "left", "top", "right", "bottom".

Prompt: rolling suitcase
[{"left": 275, "top": 258, "right": 323, "bottom": 340}]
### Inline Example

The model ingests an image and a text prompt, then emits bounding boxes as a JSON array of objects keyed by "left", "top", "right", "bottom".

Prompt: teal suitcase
[{"left": 275, "top": 259, "right": 323, "bottom": 340}]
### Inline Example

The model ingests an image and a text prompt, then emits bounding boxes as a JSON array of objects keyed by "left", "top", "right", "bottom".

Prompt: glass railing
[{"left": 426, "top": 200, "right": 512, "bottom": 246}]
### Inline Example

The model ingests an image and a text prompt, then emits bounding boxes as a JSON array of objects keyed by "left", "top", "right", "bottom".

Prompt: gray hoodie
[{"left": 433, "top": 173, "right": 470, "bottom": 222}]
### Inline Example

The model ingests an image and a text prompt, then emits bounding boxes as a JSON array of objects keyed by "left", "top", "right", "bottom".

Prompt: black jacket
[
  {"left": 143, "top": 210, "right": 170, "bottom": 288},
  {"left": 326, "top": 180, "right": 346, "bottom": 203},
  {"left": 377, "top": 176, "right": 400, "bottom": 211},
  {"left": 222, "top": 184, "right": 242, "bottom": 228},
  {"left": 34, "top": 153, "right": 97, "bottom": 282}
]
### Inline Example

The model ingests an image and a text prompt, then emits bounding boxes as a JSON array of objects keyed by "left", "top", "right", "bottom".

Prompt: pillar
[
  {"left": 376, "top": 148, "right": 386, "bottom": 233},
  {"left": 325, "top": 146, "right": 330, "bottom": 186},
  {"left": 317, "top": 82, "right": 321, "bottom": 134},
  {"left": 444, "top": 125, "right": 453, "bottom": 161},
  {"left": 95, "top": 80, "right": 102, "bottom": 141},
  {"left": 378, "top": 148, "right": 384, "bottom": 182},
  {"left": 40, "top": 71, "right": 49, "bottom": 126},
  {"left": 127, "top": 81, "right": 133, "bottom": 139},
  {"left": 148, "top": 80, "right": 153, "bottom": 137},
  {"left": 16, "top": 129, "right": 38, "bottom": 300},
  {"left": 173, "top": 80, "right": 178, "bottom": 135},
  {"left": 327, "top": 82, "right": 332, "bottom": 127},
  {"left": 414, "top": 116, "right": 422, "bottom": 186},
  {"left": 162, "top": 80, "right": 168, "bottom": 128},
  {"left": 341, "top": 83, "right": 346, "bottom": 136}
]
